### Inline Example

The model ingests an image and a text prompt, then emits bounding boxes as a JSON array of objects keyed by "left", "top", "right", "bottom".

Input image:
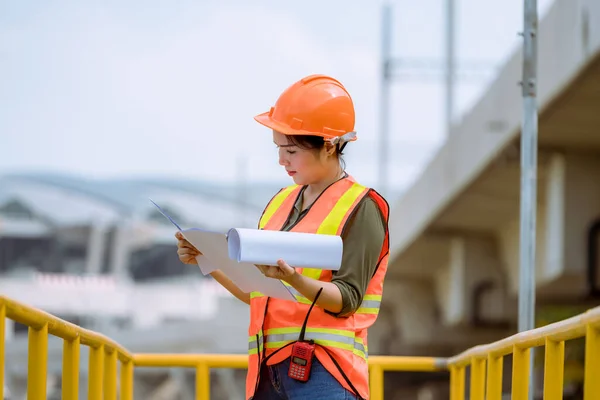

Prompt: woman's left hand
[{"left": 256, "top": 259, "right": 297, "bottom": 283}]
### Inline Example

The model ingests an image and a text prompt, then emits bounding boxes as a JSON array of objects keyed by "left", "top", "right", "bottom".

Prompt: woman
[{"left": 176, "top": 75, "right": 390, "bottom": 400}]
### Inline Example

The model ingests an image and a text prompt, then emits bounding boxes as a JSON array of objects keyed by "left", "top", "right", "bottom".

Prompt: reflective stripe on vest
[
  {"left": 248, "top": 327, "right": 368, "bottom": 360},
  {"left": 259, "top": 182, "right": 367, "bottom": 233},
  {"left": 258, "top": 185, "right": 299, "bottom": 229},
  {"left": 356, "top": 294, "right": 382, "bottom": 315},
  {"left": 252, "top": 285, "right": 381, "bottom": 315}
]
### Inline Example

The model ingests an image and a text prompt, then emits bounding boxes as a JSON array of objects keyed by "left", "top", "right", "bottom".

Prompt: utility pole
[
  {"left": 379, "top": 3, "right": 392, "bottom": 199},
  {"left": 378, "top": 2, "right": 492, "bottom": 198},
  {"left": 518, "top": 0, "right": 538, "bottom": 398},
  {"left": 445, "top": 0, "right": 456, "bottom": 136}
]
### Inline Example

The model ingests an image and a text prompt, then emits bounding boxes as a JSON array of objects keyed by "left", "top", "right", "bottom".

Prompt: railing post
[
  {"left": 470, "top": 357, "right": 486, "bottom": 400},
  {"left": 27, "top": 323, "right": 49, "bottom": 400},
  {"left": 486, "top": 355, "right": 503, "bottom": 400},
  {"left": 104, "top": 349, "right": 118, "bottom": 400},
  {"left": 89, "top": 344, "right": 105, "bottom": 400},
  {"left": 120, "top": 360, "right": 134, "bottom": 400},
  {"left": 196, "top": 363, "right": 210, "bottom": 400},
  {"left": 63, "top": 336, "right": 81, "bottom": 400},
  {"left": 511, "top": 346, "right": 530, "bottom": 400},
  {"left": 0, "top": 305, "right": 5, "bottom": 400},
  {"left": 584, "top": 324, "right": 600, "bottom": 400},
  {"left": 450, "top": 366, "right": 465, "bottom": 400},
  {"left": 369, "top": 364, "right": 384, "bottom": 400},
  {"left": 543, "top": 338, "right": 564, "bottom": 400}
]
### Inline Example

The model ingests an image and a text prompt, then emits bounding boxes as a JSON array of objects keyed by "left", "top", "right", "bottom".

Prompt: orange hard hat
[{"left": 254, "top": 74, "right": 357, "bottom": 144}]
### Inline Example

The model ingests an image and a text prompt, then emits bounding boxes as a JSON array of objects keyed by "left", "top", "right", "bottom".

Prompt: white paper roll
[{"left": 227, "top": 228, "right": 343, "bottom": 270}]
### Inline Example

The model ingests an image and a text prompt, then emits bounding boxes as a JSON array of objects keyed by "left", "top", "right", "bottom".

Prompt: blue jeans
[{"left": 253, "top": 357, "right": 358, "bottom": 399}]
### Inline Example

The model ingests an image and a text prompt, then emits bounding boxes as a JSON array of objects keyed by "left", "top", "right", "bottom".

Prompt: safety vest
[{"left": 246, "top": 176, "right": 390, "bottom": 400}]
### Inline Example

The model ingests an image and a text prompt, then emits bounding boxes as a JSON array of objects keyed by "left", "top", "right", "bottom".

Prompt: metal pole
[
  {"left": 445, "top": 0, "right": 456, "bottom": 135},
  {"left": 519, "top": 0, "right": 538, "bottom": 397},
  {"left": 379, "top": 3, "right": 392, "bottom": 198}
]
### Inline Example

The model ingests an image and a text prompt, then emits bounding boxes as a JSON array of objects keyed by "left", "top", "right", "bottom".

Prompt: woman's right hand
[{"left": 175, "top": 231, "right": 202, "bottom": 264}]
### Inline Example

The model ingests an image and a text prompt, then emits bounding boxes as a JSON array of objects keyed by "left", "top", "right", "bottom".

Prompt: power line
[{"left": 378, "top": 1, "right": 496, "bottom": 196}]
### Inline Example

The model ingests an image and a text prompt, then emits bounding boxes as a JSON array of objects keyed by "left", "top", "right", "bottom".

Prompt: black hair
[{"left": 285, "top": 135, "right": 348, "bottom": 169}]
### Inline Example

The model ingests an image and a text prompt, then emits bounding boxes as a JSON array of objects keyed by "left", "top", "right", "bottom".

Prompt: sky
[{"left": 0, "top": 0, "right": 556, "bottom": 197}]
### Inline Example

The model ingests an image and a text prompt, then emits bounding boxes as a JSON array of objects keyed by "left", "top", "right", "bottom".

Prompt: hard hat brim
[{"left": 254, "top": 112, "right": 358, "bottom": 142}]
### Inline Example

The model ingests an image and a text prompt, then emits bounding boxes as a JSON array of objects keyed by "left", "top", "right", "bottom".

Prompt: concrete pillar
[
  {"left": 498, "top": 151, "right": 600, "bottom": 299},
  {"left": 435, "top": 237, "right": 466, "bottom": 325},
  {"left": 562, "top": 152, "right": 600, "bottom": 279},
  {"left": 110, "top": 222, "right": 131, "bottom": 280},
  {"left": 381, "top": 279, "right": 438, "bottom": 346},
  {"left": 435, "top": 235, "right": 511, "bottom": 327},
  {"left": 544, "top": 153, "right": 566, "bottom": 281},
  {"left": 85, "top": 223, "right": 109, "bottom": 275}
]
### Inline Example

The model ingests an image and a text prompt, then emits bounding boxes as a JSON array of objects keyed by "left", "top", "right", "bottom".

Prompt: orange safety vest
[{"left": 246, "top": 176, "right": 390, "bottom": 400}]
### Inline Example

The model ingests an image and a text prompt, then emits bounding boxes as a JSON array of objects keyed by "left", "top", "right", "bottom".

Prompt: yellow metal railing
[
  {"left": 0, "top": 295, "right": 134, "bottom": 400},
  {"left": 1, "top": 294, "right": 599, "bottom": 399},
  {"left": 0, "top": 295, "right": 445, "bottom": 399},
  {"left": 134, "top": 353, "right": 445, "bottom": 399},
  {"left": 447, "top": 305, "right": 600, "bottom": 400}
]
